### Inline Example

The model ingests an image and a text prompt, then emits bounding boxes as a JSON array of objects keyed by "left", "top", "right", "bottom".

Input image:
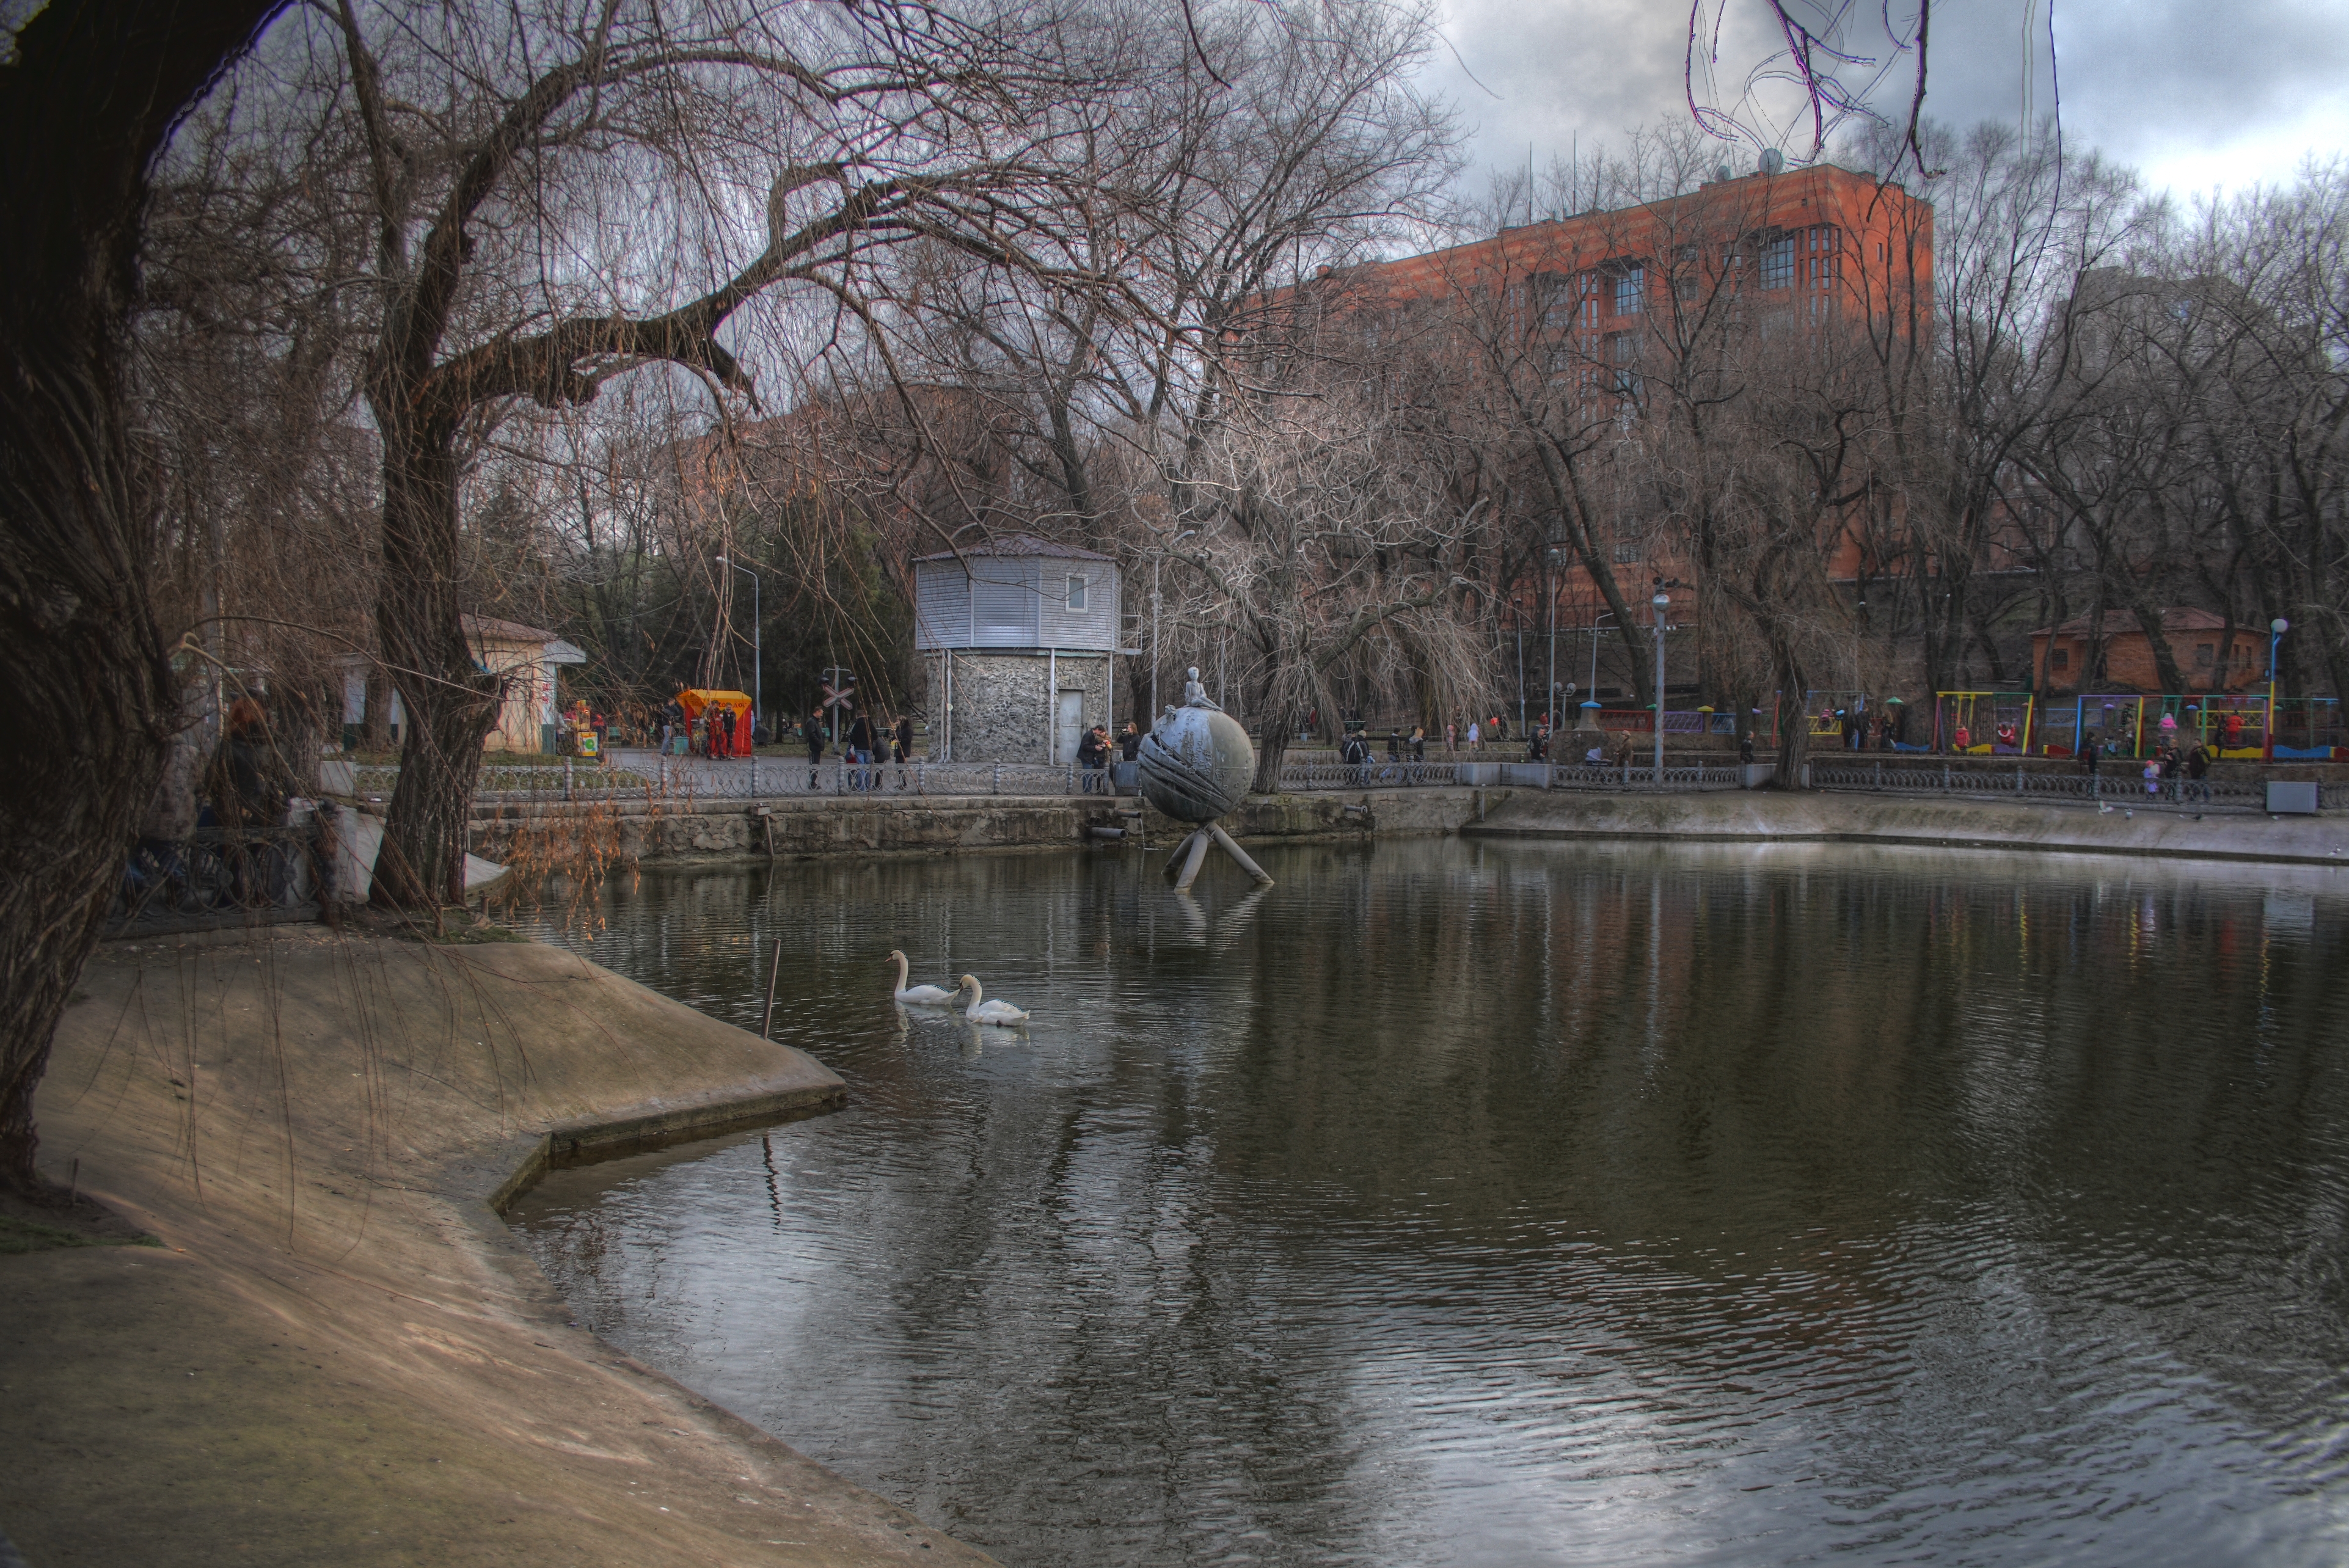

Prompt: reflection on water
[{"left": 506, "top": 839, "right": 2349, "bottom": 1566}]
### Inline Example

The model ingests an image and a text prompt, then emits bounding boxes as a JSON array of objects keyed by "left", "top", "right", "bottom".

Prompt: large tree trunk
[
  {"left": 1769, "top": 657, "right": 1813, "bottom": 790},
  {"left": 371, "top": 421, "right": 500, "bottom": 909},
  {"left": 0, "top": 0, "right": 285, "bottom": 1192},
  {"left": 1251, "top": 723, "right": 1293, "bottom": 794}
]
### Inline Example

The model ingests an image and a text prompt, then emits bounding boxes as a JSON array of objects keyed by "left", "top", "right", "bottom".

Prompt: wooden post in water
[{"left": 760, "top": 937, "right": 783, "bottom": 1041}]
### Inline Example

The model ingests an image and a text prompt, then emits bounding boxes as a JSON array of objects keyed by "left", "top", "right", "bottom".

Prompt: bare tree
[
  {"left": 244, "top": 0, "right": 1131, "bottom": 905},
  {"left": 0, "top": 0, "right": 285, "bottom": 1191}
]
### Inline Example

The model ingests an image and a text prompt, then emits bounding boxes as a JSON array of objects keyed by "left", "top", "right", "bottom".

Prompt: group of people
[
  {"left": 1073, "top": 721, "right": 1144, "bottom": 790},
  {"left": 646, "top": 700, "right": 750, "bottom": 757},
  {"left": 794, "top": 709, "right": 916, "bottom": 787},
  {"left": 2084, "top": 734, "right": 2215, "bottom": 798}
]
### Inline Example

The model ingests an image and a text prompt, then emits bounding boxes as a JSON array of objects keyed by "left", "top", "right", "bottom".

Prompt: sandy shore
[{"left": 2, "top": 925, "right": 993, "bottom": 1566}]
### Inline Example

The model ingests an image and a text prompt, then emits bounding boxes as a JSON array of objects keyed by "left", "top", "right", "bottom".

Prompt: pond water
[{"left": 505, "top": 839, "right": 2349, "bottom": 1566}]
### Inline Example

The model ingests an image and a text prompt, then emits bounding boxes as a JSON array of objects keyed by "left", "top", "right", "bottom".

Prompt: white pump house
[{"left": 912, "top": 535, "right": 1120, "bottom": 764}]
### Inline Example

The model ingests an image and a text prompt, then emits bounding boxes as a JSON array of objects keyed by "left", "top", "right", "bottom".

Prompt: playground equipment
[
  {"left": 2007, "top": 693, "right": 2340, "bottom": 760},
  {"left": 2267, "top": 696, "right": 2344, "bottom": 759},
  {"left": 1802, "top": 690, "right": 1871, "bottom": 752},
  {"left": 1934, "top": 692, "right": 2036, "bottom": 755}
]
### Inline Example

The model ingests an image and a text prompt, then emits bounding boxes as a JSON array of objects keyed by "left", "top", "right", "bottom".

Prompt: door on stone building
[{"left": 1056, "top": 690, "right": 1084, "bottom": 764}]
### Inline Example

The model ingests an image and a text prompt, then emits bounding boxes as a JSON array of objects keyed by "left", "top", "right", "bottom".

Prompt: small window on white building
[{"left": 1067, "top": 574, "right": 1087, "bottom": 612}]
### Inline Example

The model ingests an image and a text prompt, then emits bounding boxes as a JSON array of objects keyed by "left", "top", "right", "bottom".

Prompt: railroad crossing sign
[{"left": 820, "top": 675, "right": 855, "bottom": 710}]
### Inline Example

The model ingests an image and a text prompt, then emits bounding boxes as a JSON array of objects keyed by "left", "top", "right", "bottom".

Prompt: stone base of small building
[{"left": 926, "top": 650, "right": 1112, "bottom": 764}]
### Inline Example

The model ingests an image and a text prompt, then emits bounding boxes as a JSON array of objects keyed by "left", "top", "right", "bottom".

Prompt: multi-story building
[{"left": 1280, "top": 158, "right": 1935, "bottom": 706}]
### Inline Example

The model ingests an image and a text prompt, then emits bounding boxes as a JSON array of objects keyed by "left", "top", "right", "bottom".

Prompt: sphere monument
[{"left": 1137, "top": 669, "right": 1273, "bottom": 891}]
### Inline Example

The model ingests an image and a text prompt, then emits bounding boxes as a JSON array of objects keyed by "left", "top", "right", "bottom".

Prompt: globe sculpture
[{"left": 1138, "top": 669, "right": 1274, "bottom": 891}]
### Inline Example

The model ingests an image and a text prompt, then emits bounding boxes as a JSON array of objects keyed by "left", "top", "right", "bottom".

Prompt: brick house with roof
[{"left": 2028, "top": 608, "right": 2262, "bottom": 695}]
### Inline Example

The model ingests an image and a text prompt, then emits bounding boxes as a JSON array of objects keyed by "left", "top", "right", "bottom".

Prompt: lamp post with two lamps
[{"left": 1650, "top": 587, "right": 1671, "bottom": 779}]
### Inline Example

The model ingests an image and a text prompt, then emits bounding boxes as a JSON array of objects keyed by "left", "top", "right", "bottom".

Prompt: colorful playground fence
[{"left": 2036, "top": 694, "right": 2342, "bottom": 759}]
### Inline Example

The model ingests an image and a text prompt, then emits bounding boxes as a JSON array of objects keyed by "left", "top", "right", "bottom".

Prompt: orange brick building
[{"left": 1276, "top": 161, "right": 1934, "bottom": 693}]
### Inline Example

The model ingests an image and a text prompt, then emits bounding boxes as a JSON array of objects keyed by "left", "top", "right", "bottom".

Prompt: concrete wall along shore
[{"left": 469, "top": 784, "right": 1492, "bottom": 865}]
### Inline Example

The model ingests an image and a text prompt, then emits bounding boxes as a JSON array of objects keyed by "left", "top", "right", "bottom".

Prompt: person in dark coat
[
  {"left": 204, "top": 698, "right": 290, "bottom": 830},
  {"left": 802, "top": 710, "right": 826, "bottom": 786},
  {"left": 894, "top": 715, "right": 914, "bottom": 763},
  {"left": 1078, "top": 724, "right": 1109, "bottom": 791},
  {"left": 718, "top": 704, "right": 737, "bottom": 756}
]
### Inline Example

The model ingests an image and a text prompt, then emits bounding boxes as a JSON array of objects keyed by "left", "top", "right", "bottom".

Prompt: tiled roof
[
  {"left": 2037, "top": 608, "right": 2234, "bottom": 637},
  {"left": 462, "top": 613, "right": 564, "bottom": 645},
  {"left": 913, "top": 533, "right": 1112, "bottom": 563}
]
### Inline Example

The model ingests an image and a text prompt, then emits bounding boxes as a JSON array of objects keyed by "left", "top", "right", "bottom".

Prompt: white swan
[
  {"left": 888, "top": 950, "right": 960, "bottom": 1007},
  {"left": 957, "top": 973, "right": 1031, "bottom": 1026}
]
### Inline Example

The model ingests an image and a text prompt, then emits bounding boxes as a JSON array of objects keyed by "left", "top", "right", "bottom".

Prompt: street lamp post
[
  {"left": 1513, "top": 599, "right": 1527, "bottom": 736},
  {"left": 1651, "top": 590, "right": 1671, "bottom": 781},
  {"left": 715, "top": 555, "right": 762, "bottom": 741},
  {"left": 1545, "top": 551, "right": 1560, "bottom": 731},
  {"left": 2266, "top": 616, "right": 2290, "bottom": 763}
]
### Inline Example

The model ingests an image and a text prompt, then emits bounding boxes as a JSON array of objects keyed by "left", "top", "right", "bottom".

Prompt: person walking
[
  {"left": 1445, "top": 720, "right": 1456, "bottom": 754},
  {"left": 847, "top": 711, "right": 874, "bottom": 790},
  {"left": 894, "top": 714, "right": 914, "bottom": 763},
  {"left": 1466, "top": 718, "right": 1480, "bottom": 751},
  {"left": 1410, "top": 724, "right": 1427, "bottom": 762},
  {"left": 802, "top": 709, "right": 826, "bottom": 787}
]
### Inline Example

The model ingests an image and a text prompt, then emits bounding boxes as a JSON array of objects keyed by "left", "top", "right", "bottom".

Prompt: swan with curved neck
[
  {"left": 957, "top": 973, "right": 1030, "bottom": 1025},
  {"left": 888, "top": 950, "right": 959, "bottom": 1007}
]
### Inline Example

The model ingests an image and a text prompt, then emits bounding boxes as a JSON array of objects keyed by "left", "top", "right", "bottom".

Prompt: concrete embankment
[
  {"left": 1469, "top": 789, "right": 2349, "bottom": 868},
  {"left": 4, "top": 927, "right": 992, "bottom": 1567},
  {"left": 469, "top": 785, "right": 1492, "bottom": 864}
]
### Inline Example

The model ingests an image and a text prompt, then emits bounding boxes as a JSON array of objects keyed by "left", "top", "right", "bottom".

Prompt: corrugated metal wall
[{"left": 915, "top": 556, "right": 1119, "bottom": 652}]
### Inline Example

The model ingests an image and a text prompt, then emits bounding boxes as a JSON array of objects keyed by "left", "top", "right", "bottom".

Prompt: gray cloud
[{"left": 1422, "top": 0, "right": 2349, "bottom": 195}]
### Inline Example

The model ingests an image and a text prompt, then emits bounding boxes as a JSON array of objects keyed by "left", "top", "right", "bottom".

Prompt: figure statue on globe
[{"left": 1136, "top": 668, "right": 1273, "bottom": 890}]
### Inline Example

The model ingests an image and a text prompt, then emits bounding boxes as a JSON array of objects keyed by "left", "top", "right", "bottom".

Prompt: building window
[
  {"left": 2051, "top": 647, "right": 2070, "bottom": 671},
  {"left": 1067, "top": 575, "right": 1087, "bottom": 611},
  {"left": 1759, "top": 233, "right": 1794, "bottom": 290},
  {"left": 1608, "top": 331, "right": 1639, "bottom": 396},
  {"left": 1613, "top": 539, "right": 1642, "bottom": 563},
  {"left": 1614, "top": 267, "right": 1645, "bottom": 316},
  {"left": 1806, "top": 226, "right": 1839, "bottom": 285},
  {"left": 2195, "top": 643, "right": 2214, "bottom": 669}
]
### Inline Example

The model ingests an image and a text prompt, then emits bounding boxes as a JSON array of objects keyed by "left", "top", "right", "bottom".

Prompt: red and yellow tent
[{"left": 676, "top": 689, "right": 754, "bottom": 756}]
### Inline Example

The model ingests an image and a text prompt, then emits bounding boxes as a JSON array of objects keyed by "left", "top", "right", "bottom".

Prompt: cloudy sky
[{"left": 1420, "top": 0, "right": 2349, "bottom": 200}]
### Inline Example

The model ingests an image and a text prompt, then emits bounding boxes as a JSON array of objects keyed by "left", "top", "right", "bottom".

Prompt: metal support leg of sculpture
[
  {"left": 1162, "top": 830, "right": 1199, "bottom": 884},
  {"left": 1172, "top": 828, "right": 1212, "bottom": 891},
  {"left": 1209, "top": 823, "right": 1274, "bottom": 886}
]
